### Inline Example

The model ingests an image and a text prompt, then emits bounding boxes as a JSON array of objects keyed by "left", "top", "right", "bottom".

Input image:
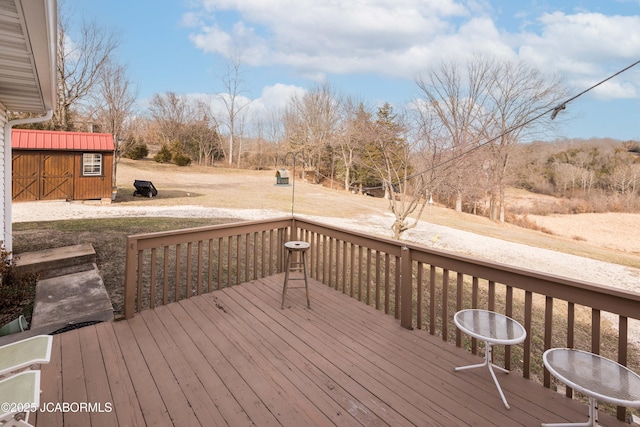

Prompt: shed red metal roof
[{"left": 11, "top": 129, "right": 115, "bottom": 151}]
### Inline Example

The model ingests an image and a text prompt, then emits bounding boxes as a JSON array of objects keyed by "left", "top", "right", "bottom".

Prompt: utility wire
[{"left": 373, "top": 59, "right": 640, "bottom": 191}]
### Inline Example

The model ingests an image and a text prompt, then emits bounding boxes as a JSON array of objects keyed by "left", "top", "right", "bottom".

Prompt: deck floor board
[{"left": 36, "top": 274, "right": 630, "bottom": 426}]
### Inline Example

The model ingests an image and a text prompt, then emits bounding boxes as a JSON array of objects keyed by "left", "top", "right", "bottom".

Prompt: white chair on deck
[
  {"left": 0, "top": 370, "right": 41, "bottom": 426},
  {"left": 0, "top": 335, "right": 52, "bottom": 378}
]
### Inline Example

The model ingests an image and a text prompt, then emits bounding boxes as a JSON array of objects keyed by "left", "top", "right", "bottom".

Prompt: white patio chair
[
  {"left": 0, "top": 370, "right": 41, "bottom": 427},
  {"left": 0, "top": 335, "right": 52, "bottom": 378}
]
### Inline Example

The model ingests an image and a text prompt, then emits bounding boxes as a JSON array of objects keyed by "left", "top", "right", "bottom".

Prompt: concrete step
[
  {"left": 30, "top": 263, "right": 114, "bottom": 333},
  {"left": 14, "top": 243, "right": 96, "bottom": 278},
  {"left": 0, "top": 245, "right": 113, "bottom": 344}
]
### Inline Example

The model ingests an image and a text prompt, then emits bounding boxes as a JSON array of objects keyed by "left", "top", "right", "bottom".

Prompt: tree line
[{"left": 10, "top": 4, "right": 639, "bottom": 238}]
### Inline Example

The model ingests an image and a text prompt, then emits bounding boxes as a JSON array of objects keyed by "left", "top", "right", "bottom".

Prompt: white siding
[{"left": 0, "top": 108, "right": 6, "bottom": 249}]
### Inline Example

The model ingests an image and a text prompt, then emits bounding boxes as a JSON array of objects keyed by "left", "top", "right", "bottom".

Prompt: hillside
[{"left": 110, "top": 159, "right": 640, "bottom": 266}]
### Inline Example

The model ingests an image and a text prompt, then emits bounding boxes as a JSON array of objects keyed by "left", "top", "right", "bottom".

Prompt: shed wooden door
[
  {"left": 12, "top": 152, "right": 74, "bottom": 201},
  {"left": 12, "top": 153, "right": 39, "bottom": 201},
  {"left": 40, "top": 154, "right": 73, "bottom": 200}
]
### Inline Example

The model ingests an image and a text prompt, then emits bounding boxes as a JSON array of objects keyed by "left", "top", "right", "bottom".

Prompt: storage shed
[{"left": 11, "top": 129, "right": 115, "bottom": 202}]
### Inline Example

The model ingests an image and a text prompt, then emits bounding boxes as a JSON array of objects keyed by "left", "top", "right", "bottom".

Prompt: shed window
[{"left": 83, "top": 153, "right": 102, "bottom": 176}]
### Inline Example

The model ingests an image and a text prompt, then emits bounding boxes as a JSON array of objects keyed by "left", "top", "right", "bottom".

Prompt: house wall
[{"left": 0, "top": 109, "right": 6, "bottom": 247}]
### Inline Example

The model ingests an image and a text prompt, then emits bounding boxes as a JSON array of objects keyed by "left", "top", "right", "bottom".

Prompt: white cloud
[
  {"left": 519, "top": 13, "right": 640, "bottom": 69},
  {"left": 189, "top": 24, "right": 233, "bottom": 55},
  {"left": 186, "top": 1, "right": 640, "bottom": 104},
  {"left": 189, "top": 83, "right": 305, "bottom": 131},
  {"left": 516, "top": 12, "right": 640, "bottom": 99},
  {"left": 258, "top": 83, "right": 306, "bottom": 111},
  {"left": 187, "top": 0, "right": 488, "bottom": 78}
]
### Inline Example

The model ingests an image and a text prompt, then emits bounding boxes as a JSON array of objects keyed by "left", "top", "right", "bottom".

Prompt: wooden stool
[{"left": 281, "top": 241, "right": 310, "bottom": 309}]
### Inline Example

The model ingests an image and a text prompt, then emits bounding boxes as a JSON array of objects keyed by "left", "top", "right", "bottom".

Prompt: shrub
[
  {"left": 0, "top": 247, "right": 38, "bottom": 324},
  {"left": 124, "top": 143, "right": 149, "bottom": 160},
  {"left": 154, "top": 145, "right": 172, "bottom": 163},
  {"left": 173, "top": 153, "right": 192, "bottom": 166}
]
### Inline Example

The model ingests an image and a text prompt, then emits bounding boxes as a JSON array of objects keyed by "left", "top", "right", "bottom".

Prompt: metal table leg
[{"left": 454, "top": 341, "right": 512, "bottom": 409}]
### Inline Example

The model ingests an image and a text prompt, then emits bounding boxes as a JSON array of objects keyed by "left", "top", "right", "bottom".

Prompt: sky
[{"left": 68, "top": 0, "right": 640, "bottom": 141}]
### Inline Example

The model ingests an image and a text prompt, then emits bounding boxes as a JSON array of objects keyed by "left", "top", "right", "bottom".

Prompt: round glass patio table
[
  {"left": 453, "top": 309, "right": 527, "bottom": 409},
  {"left": 542, "top": 348, "right": 640, "bottom": 427}
]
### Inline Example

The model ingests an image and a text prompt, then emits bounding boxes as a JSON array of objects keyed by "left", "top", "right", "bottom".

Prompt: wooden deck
[{"left": 35, "top": 275, "right": 629, "bottom": 426}]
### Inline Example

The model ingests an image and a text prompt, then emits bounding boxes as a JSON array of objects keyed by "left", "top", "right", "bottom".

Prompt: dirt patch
[
  {"left": 528, "top": 213, "right": 640, "bottom": 255},
  {"left": 114, "top": 158, "right": 389, "bottom": 219}
]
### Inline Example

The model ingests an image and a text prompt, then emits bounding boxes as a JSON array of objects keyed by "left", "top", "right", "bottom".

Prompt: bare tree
[
  {"left": 415, "top": 57, "right": 493, "bottom": 212},
  {"left": 147, "top": 92, "right": 190, "bottom": 146},
  {"left": 89, "top": 60, "right": 137, "bottom": 186},
  {"left": 283, "top": 83, "right": 340, "bottom": 183},
  {"left": 189, "top": 101, "right": 223, "bottom": 166},
  {"left": 55, "top": 6, "right": 120, "bottom": 130},
  {"left": 415, "top": 56, "right": 567, "bottom": 220},
  {"left": 255, "top": 109, "right": 286, "bottom": 169},
  {"left": 367, "top": 103, "right": 429, "bottom": 239},
  {"left": 482, "top": 59, "right": 567, "bottom": 221},
  {"left": 412, "top": 103, "right": 448, "bottom": 206},
  {"left": 217, "top": 52, "right": 251, "bottom": 165},
  {"left": 337, "top": 98, "right": 371, "bottom": 192}
]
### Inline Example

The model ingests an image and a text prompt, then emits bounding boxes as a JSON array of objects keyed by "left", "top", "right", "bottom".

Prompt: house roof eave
[{"left": 0, "top": 0, "right": 57, "bottom": 114}]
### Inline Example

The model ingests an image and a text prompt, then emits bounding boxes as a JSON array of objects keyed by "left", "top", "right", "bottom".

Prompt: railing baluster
[
  {"left": 567, "top": 302, "right": 575, "bottom": 348},
  {"left": 175, "top": 244, "right": 181, "bottom": 302},
  {"left": 488, "top": 280, "right": 495, "bottom": 311},
  {"left": 375, "top": 251, "right": 381, "bottom": 310},
  {"left": 244, "top": 233, "right": 249, "bottom": 283},
  {"left": 618, "top": 315, "right": 629, "bottom": 420},
  {"left": 442, "top": 269, "right": 449, "bottom": 341},
  {"left": 505, "top": 285, "right": 513, "bottom": 370},
  {"left": 197, "top": 241, "right": 203, "bottom": 295},
  {"left": 399, "top": 249, "right": 413, "bottom": 329},
  {"left": 455, "top": 272, "right": 463, "bottom": 347},
  {"left": 261, "top": 231, "right": 267, "bottom": 278},
  {"left": 217, "top": 238, "right": 223, "bottom": 290},
  {"left": 523, "top": 290, "right": 532, "bottom": 379},
  {"left": 544, "top": 296, "right": 554, "bottom": 388},
  {"left": 384, "top": 254, "right": 390, "bottom": 315},
  {"left": 417, "top": 262, "right": 423, "bottom": 330},
  {"left": 253, "top": 232, "right": 258, "bottom": 280},
  {"left": 323, "top": 233, "right": 327, "bottom": 282},
  {"left": 207, "top": 240, "right": 214, "bottom": 292},
  {"left": 307, "top": 232, "right": 314, "bottom": 279},
  {"left": 395, "top": 255, "right": 401, "bottom": 320},
  {"left": 331, "top": 236, "right": 336, "bottom": 286},
  {"left": 357, "top": 245, "right": 363, "bottom": 301},
  {"left": 268, "top": 229, "right": 274, "bottom": 276},
  {"left": 136, "top": 250, "right": 143, "bottom": 312},
  {"left": 163, "top": 246, "right": 169, "bottom": 305},
  {"left": 471, "top": 276, "right": 478, "bottom": 354},
  {"left": 150, "top": 248, "right": 157, "bottom": 308},
  {"left": 366, "top": 248, "right": 372, "bottom": 306},
  {"left": 429, "top": 265, "right": 436, "bottom": 336},
  {"left": 334, "top": 239, "right": 341, "bottom": 291},
  {"left": 342, "top": 241, "right": 348, "bottom": 294},
  {"left": 233, "top": 235, "right": 239, "bottom": 285},
  {"left": 186, "top": 242, "right": 192, "bottom": 298},
  {"left": 592, "top": 308, "right": 601, "bottom": 354}
]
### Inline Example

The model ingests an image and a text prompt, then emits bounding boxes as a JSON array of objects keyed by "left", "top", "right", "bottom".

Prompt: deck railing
[{"left": 124, "top": 216, "right": 640, "bottom": 421}]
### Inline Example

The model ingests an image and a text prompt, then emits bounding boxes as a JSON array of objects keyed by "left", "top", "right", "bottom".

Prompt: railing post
[
  {"left": 400, "top": 245, "right": 413, "bottom": 329},
  {"left": 124, "top": 236, "right": 138, "bottom": 319}
]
